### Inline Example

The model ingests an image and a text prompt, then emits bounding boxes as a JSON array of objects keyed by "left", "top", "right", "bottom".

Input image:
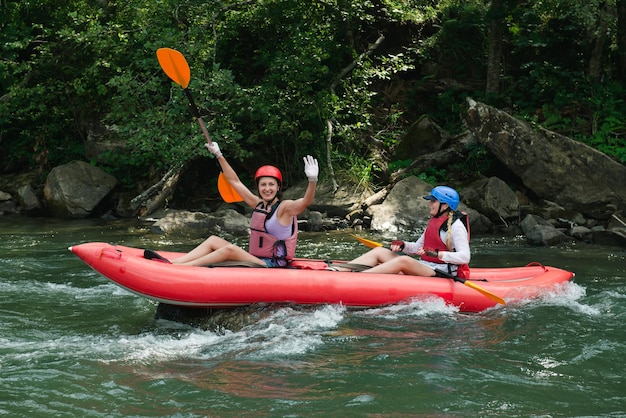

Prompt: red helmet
[{"left": 254, "top": 165, "right": 282, "bottom": 186}]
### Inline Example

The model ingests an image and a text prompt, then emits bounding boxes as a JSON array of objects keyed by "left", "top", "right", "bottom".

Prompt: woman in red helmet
[
  {"left": 149, "top": 142, "right": 318, "bottom": 267},
  {"left": 340, "top": 186, "right": 470, "bottom": 277}
]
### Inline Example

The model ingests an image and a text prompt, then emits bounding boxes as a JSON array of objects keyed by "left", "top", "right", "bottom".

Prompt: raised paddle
[
  {"left": 156, "top": 47, "right": 243, "bottom": 203},
  {"left": 350, "top": 234, "right": 506, "bottom": 305}
]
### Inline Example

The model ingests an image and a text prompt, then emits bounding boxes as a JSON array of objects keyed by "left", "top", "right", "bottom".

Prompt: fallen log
[{"left": 130, "top": 163, "right": 186, "bottom": 216}]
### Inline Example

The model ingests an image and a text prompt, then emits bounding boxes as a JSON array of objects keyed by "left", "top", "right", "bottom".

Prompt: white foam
[
  {"left": 512, "top": 281, "right": 599, "bottom": 315},
  {"left": 224, "top": 304, "right": 347, "bottom": 358},
  {"left": 355, "top": 297, "right": 460, "bottom": 319}
]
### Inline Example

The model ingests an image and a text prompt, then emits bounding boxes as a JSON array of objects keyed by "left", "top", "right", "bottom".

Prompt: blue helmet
[{"left": 423, "top": 186, "right": 460, "bottom": 210}]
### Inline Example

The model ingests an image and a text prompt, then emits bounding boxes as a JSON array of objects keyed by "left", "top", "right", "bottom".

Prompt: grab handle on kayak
[
  {"left": 525, "top": 261, "right": 547, "bottom": 272},
  {"left": 99, "top": 247, "right": 123, "bottom": 260}
]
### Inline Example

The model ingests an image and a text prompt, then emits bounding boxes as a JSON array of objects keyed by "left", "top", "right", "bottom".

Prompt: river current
[{"left": 1, "top": 216, "right": 624, "bottom": 417}]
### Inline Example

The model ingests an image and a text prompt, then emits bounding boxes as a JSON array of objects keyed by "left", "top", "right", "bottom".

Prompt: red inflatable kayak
[{"left": 70, "top": 242, "right": 574, "bottom": 313}]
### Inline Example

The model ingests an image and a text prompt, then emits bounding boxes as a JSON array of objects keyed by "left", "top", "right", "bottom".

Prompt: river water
[{"left": 1, "top": 216, "right": 624, "bottom": 417}]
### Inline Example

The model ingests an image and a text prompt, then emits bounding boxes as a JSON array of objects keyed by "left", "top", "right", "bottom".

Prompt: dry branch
[{"left": 130, "top": 163, "right": 186, "bottom": 216}]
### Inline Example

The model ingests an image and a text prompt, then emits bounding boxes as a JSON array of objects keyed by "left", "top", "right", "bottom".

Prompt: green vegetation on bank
[{"left": 1, "top": 0, "right": 625, "bottom": 191}]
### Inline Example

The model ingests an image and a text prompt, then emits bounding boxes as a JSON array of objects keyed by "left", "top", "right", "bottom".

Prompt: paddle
[
  {"left": 156, "top": 47, "right": 243, "bottom": 203},
  {"left": 350, "top": 234, "right": 506, "bottom": 305}
]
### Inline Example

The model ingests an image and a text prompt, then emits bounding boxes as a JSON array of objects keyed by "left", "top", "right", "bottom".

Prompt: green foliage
[
  {"left": 1, "top": 0, "right": 624, "bottom": 194},
  {"left": 416, "top": 167, "right": 448, "bottom": 185},
  {"left": 431, "top": 5, "right": 487, "bottom": 79},
  {"left": 579, "top": 81, "right": 626, "bottom": 164},
  {"left": 336, "top": 151, "right": 374, "bottom": 188},
  {"left": 451, "top": 143, "right": 495, "bottom": 175},
  {"left": 1, "top": 0, "right": 134, "bottom": 172},
  {"left": 388, "top": 159, "right": 448, "bottom": 184},
  {"left": 387, "top": 158, "right": 412, "bottom": 172},
  {"left": 479, "top": 0, "right": 625, "bottom": 166}
]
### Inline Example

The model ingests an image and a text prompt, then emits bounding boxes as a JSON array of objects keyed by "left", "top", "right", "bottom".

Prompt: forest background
[{"left": 1, "top": 0, "right": 625, "bottom": 201}]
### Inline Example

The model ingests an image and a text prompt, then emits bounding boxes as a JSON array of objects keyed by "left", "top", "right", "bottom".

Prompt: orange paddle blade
[
  {"left": 156, "top": 48, "right": 191, "bottom": 89},
  {"left": 218, "top": 172, "right": 243, "bottom": 203}
]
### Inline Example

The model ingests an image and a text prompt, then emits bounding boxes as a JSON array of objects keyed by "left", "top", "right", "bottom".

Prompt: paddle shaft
[
  {"left": 182, "top": 88, "right": 213, "bottom": 145},
  {"left": 183, "top": 87, "right": 243, "bottom": 203},
  {"left": 156, "top": 48, "right": 242, "bottom": 203}
]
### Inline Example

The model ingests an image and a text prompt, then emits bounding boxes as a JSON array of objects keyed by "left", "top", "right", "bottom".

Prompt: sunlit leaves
[{"left": 1, "top": 0, "right": 624, "bottom": 181}]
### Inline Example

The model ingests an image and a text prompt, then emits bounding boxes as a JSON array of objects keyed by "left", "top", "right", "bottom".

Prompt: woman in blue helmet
[
  {"left": 346, "top": 186, "right": 470, "bottom": 277},
  {"left": 145, "top": 142, "right": 319, "bottom": 267}
]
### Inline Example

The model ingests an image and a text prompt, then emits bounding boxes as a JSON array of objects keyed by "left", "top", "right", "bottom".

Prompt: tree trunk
[
  {"left": 485, "top": 0, "right": 504, "bottom": 95},
  {"left": 617, "top": 0, "right": 626, "bottom": 80},
  {"left": 588, "top": 1, "right": 611, "bottom": 82},
  {"left": 324, "top": 119, "right": 339, "bottom": 192}
]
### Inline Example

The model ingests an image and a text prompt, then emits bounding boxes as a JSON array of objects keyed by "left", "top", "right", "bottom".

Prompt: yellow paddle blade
[
  {"left": 350, "top": 234, "right": 383, "bottom": 248},
  {"left": 462, "top": 280, "right": 506, "bottom": 305},
  {"left": 156, "top": 48, "right": 191, "bottom": 89},
  {"left": 218, "top": 172, "right": 243, "bottom": 203}
]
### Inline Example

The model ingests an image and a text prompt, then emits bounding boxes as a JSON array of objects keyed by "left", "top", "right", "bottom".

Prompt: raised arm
[
  {"left": 278, "top": 155, "right": 318, "bottom": 219},
  {"left": 206, "top": 142, "right": 259, "bottom": 208}
]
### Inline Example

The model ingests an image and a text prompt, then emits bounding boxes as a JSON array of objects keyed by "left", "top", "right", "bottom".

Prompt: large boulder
[
  {"left": 591, "top": 228, "right": 626, "bottom": 246},
  {"left": 155, "top": 303, "right": 276, "bottom": 332},
  {"left": 462, "top": 207, "right": 494, "bottom": 234},
  {"left": 520, "top": 214, "right": 572, "bottom": 246},
  {"left": 463, "top": 176, "right": 520, "bottom": 223},
  {"left": 285, "top": 177, "right": 372, "bottom": 218},
  {"left": 44, "top": 161, "right": 118, "bottom": 218},
  {"left": 150, "top": 209, "right": 249, "bottom": 237},
  {"left": 525, "top": 224, "right": 572, "bottom": 246},
  {"left": 464, "top": 98, "right": 626, "bottom": 220},
  {"left": 367, "top": 176, "right": 432, "bottom": 234},
  {"left": 17, "top": 184, "right": 41, "bottom": 213},
  {"left": 0, "top": 190, "right": 18, "bottom": 215},
  {"left": 392, "top": 115, "right": 450, "bottom": 160}
]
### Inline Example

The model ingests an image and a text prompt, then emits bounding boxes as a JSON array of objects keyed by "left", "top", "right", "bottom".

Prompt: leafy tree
[{"left": 1, "top": 0, "right": 624, "bottom": 196}]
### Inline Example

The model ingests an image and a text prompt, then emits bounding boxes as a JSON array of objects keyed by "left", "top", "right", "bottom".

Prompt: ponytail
[{"left": 445, "top": 211, "right": 453, "bottom": 250}]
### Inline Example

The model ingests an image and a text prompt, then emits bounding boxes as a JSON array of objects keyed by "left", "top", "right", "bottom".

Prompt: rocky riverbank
[
  {"left": 138, "top": 172, "right": 626, "bottom": 248},
  {"left": 1, "top": 99, "right": 625, "bottom": 247}
]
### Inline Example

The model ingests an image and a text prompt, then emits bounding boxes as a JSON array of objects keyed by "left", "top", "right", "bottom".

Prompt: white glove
[
  {"left": 303, "top": 155, "right": 319, "bottom": 182},
  {"left": 204, "top": 142, "right": 222, "bottom": 158}
]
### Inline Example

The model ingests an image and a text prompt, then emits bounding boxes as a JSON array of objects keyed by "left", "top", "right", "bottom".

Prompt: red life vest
[
  {"left": 248, "top": 201, "right": 298, "bottom": 263},
  {"left": 420, "top": 211, "right": 470, "bottom": 278}
]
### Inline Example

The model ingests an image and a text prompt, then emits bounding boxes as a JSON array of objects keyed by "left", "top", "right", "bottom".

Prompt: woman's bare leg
[
  {"left": 172, "top": 235, "right": 232, "bottom": 264},
  {"left": 176, "top": 243, "right": 266, "bottom": 267},
  {"left": 347, "top": 247, "right": 398, "bottom": 268},
  {"left": 364, "top": 255, "right": 435, "bottom": 276}
]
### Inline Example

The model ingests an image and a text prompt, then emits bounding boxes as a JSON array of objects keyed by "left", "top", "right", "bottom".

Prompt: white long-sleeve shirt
[{"left": 403, "top": 218, "right": 471, "bottom": 265}]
